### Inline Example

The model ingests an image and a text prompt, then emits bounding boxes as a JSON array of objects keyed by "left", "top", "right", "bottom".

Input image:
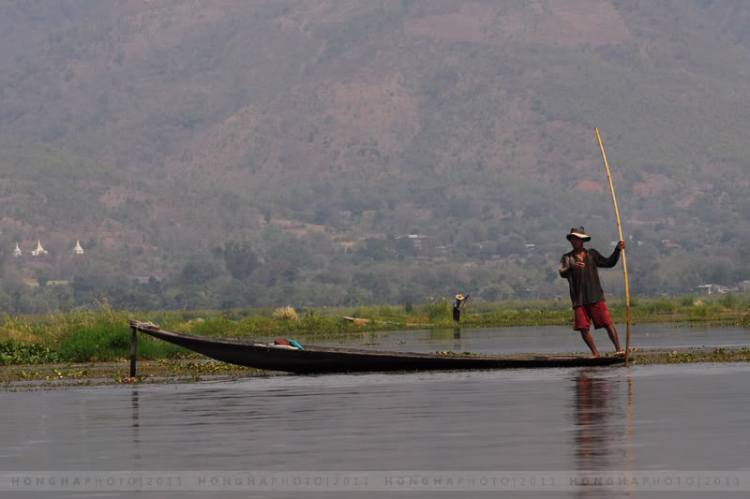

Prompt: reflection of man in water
[
  {"left": 573, "top": 373, "right": 635, "bottom": 498},
  {"left": 575, "top": 374, "right": 611, "bottom": 467}
]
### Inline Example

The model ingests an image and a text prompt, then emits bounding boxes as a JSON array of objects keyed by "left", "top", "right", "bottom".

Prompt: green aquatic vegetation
[
  {"left": 56, "top": 323, "right": 186, "bottom": 362},
  {"left": 680, "top": 295, "right": 696, "bottom": 307},
  {"left": 646, "top": 298, "right": 677, "bottom": 314},
  {"left": 0, "top": 294, "right": 747, "bottom": 366},
  {"left": 424, "top": 301, "right": 452, "bottom": 322},
  {"left": 462, "top": 308, "right": 571, "bottom": 327},
  {"left": 687, "top": 304, "right": 715, "bottom": 321},
  {"left": 632, "top": 347, "right": 750, "bottom": 365},
  {"left": 666, "top": 351, "right": 696, "bottom": 363},
  {"left": 0, "top": 340, "right": 61, "bottom": 365},
  {"left": 188, "top": 317, "right": 254, "bottom": 337},
  {"left": 721, "top": 294, "right": 738, "bottom": 309}
]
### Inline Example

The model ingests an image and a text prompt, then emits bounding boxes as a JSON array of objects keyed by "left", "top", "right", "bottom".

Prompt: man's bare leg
[
  {"left": 579, "top": 329, "right": 600, "bottom": 358},
  {"left": 604, "top": 324, "right": 624, "bottom": 356}
]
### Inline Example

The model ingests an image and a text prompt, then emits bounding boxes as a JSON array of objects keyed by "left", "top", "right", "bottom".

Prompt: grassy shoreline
[{"left": 0, "top": 295, "right": 748, "bottom": 367}]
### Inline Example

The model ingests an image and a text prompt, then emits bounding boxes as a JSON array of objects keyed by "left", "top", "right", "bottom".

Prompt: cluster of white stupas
[{"left": 13, "top": 240, "right": 85, "bottom": 257}]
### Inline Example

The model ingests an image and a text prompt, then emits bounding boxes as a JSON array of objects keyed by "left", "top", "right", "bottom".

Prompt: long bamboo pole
[{"left": 594, "top": 127, "right": 631, "bottom": 366}]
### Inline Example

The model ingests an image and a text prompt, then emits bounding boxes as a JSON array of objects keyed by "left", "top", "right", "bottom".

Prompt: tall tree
[{"left": 222, "top": 241, "right": 258, "bottom": 280}]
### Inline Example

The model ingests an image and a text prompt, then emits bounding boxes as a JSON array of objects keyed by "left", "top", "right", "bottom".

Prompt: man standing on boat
[{"left": 559, "top": 227, "right": 625, "bottom": 358}]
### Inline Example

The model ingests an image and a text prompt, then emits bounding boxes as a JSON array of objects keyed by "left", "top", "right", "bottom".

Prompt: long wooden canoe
[{"left": 130, "top": 321, "right": 626, "bottom": 374}]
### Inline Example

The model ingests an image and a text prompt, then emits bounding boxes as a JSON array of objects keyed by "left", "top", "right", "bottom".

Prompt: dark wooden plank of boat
[{"left": 132, "top": 322, "right": 625, "bottom": 374}]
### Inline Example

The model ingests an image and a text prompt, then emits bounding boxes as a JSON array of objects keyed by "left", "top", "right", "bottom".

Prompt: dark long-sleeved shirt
[{"left": 559, "top": 247, "right": 621, "bottom": 308}]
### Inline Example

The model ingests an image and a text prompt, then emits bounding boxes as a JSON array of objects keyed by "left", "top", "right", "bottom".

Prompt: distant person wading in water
[{"left": 559, "top": 227, "right": 626, "bottom": 358}]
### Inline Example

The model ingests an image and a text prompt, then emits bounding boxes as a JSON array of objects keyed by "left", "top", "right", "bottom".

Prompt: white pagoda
[
  {"left": 31, "top": 240, "right": 48, "bottom": 256},
  {"left": 13, "top": 243, "right": 22, "bottom": 257},
  {"left": 74, "top": 240, "right": 84, "bottom": 255}
]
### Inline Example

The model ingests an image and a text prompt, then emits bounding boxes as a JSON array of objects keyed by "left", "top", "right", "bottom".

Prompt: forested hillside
[{"left": 1, "top": 0, "right": 749, "bottom": 312}]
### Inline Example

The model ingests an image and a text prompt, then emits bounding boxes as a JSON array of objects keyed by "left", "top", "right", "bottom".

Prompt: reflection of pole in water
[
  {"left": 626, "top": 376, "right": 635, "bottom": 489},
  {"left": 131, "top": 389, "right": 141, "bottom": 466},
  {"left": 628, "top": 375, "right": 634, "bottom": 438}
]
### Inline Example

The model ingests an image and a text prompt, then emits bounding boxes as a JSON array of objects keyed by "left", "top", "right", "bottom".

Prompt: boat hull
[{"left": 132, "top": 322, "right": 626, "bottom": 374}]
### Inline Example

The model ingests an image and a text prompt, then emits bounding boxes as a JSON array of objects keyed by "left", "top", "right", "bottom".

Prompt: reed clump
[{"left": 273, "top": 306, "right": 299, "bottom": 321}]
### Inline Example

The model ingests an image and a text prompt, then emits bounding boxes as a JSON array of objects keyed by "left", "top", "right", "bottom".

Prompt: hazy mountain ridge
[{"left": 1, "top": 0, "right": 749, "bottom": 310}]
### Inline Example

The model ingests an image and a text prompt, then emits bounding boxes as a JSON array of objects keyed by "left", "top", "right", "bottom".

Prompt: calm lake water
[
  {"left": 2, "top": 325, "right": 750, "bottom": 498},
  {"left": 297, "top": 322, "right": 750, "bottom": 354}
]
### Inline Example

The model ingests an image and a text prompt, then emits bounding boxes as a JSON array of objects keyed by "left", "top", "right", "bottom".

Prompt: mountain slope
[{"left": 1, "top": 0, "right": 749, "bottom": 309}]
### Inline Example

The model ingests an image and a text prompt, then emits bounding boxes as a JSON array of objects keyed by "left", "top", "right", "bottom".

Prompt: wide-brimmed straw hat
[
  {"left": 566, "top": 226, "right": 591, "bottom": 241},
  {"left": 456, "top": 294, "right": 465, "bottom": 301}
]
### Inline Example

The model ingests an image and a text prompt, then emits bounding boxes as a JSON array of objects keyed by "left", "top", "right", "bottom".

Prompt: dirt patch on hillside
[
  {"left": 111, "top": 2, "right": 230, "bottom": 58},
  {"left": 632, "top": 173, "right": 672, "bottom": 196},
  {"left": 406, "top": 13, "right": 485, "bottom": 43},
  {"left": 407, "top": 1, "right": 632, "bottom": 46},
  {"left": 676, "top": 189, "right": 697, "bottom": 208},
  {"left": 325, "top": 76, "right": 420, "bottom": 154},
  {"left": 536, "top": 0, "right": 632, "bottom": 46},
  {"left": 100, "top": 186, "right": 151, "bottom": 209},
  {"left": 575, "top": 179, "right": 605, "bottom": 194},
  {"left": 257, "top": 216, "right": 331, "bottom": 237}
]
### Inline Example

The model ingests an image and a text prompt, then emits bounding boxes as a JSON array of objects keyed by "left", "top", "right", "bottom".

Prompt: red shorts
[{"left": 574, "top": 302, "right": 613, "bottom": 331}]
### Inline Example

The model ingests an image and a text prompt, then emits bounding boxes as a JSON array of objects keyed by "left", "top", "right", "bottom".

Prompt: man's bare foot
[
  {"left": 614, "top": 351, "right": 626, "bottom": 357},
  {"left": 590, "top": 354, "right": 601, "bottom": 359}
]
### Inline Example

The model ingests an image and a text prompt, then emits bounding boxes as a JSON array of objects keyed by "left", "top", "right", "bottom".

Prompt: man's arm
[
  {"left": 559, "top": 254, "right": 573, "bottom": 277},
  {"left": 594, "top": 241, "right": 624, "bottom": 268}
]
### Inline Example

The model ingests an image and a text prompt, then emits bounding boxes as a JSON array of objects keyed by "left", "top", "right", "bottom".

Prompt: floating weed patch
[
  {"left": 0, "top": 340, "right": 61, "bottom": 365},
  {"left": 666, "top": 350, "right": 696, "bottom": 363},
  {"left": 632, "top": 347, "right": 750, "bottom": 365}
]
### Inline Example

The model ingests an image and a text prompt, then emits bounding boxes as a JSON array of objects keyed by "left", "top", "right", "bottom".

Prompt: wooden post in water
[
  {"left": 130, "top": 323, "right": 138, "bottom": 378},
  {"left": 595, "top": 127, "right": 631, "bottom": 367}
]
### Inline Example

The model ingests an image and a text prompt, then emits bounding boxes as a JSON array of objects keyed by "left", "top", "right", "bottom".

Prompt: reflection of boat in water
[{"left": 130, "top": 321, "right": 626, "bottom": 374}]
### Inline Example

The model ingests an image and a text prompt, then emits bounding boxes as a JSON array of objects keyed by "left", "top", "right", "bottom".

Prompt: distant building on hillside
[
  {"left": 397, "top": 234, "right": 429, "bottom": 249},
  {"left": 31, "top": 240, "right": 48, "bottom": 256},
  {"left": 697, "top": 283, "right": 730, "bottom": 295},
  {"left": 74, "top": 240, "right": 84, "bottom": 255},
  {"left": 13, "top": 243, "right": 22, "bottom": 257}
]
